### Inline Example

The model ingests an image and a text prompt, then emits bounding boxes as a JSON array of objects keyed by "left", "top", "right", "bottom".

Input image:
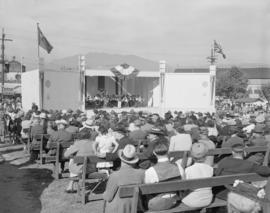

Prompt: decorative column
[
  {"left": 79, "top": 55, "right": 85, "bottom": 111},
  {"left": 159, "top": 60, "right": 166, "bottom": 109},
  {"left": 209, "top": 65, "right": 216, "bottom": 108}
]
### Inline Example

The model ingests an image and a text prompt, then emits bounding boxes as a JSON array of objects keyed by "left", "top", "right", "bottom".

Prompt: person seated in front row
[
  {"left": 64, "top": 128, "right": 95, "bottom": 193},
  {"left": 181, "top": 142, "right": 214, "bottom": 208},
  {"left": 103, "top": 144, "right": 144, "bottom": 213},
  {"left": 215, "top": 138, "right": 270, "bottom": 200},
  {"left": 144, "top": 138, "right": 184, "bottom": 211}
]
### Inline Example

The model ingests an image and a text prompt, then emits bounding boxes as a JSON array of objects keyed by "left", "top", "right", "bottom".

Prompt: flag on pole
[
  {"left": 38, "top": 26, "right": 53, "bottom": 54},
  {"left": 214, "top": 40, "right": 226, "bottom": 59}
]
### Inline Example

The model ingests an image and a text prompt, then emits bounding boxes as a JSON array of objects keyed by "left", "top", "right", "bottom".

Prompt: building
[
  {"left": 0, "top": 56, "right": 25, "bottom": 96},
  {"left": 175, "top": 67, "right": 270, "bottom": 99}
]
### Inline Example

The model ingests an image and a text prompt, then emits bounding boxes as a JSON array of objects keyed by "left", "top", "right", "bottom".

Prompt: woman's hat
[
  {"left": 118, "top": 144, "right": 139, "bottom": 164},
  {"left": 191, "top": 142, "right": 208, "bottom": 159},
  {"left": 40, "top": 112, "right": 47, "bottom": 119},
  {"left": 55, "top": 119, "right": 68, "bottom": 125}
]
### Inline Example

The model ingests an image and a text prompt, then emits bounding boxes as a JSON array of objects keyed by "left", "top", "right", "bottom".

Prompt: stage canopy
[{"left": 85, "top": 66, "right": 160, "bottom": 107}]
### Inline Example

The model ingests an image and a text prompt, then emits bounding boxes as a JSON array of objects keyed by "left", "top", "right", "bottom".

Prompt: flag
[
  {"left": 38, "top": 26, "right": 53, "bottom": 54},
  {"left": 214, "top": 40, "right": 226, "bottom": 59}
]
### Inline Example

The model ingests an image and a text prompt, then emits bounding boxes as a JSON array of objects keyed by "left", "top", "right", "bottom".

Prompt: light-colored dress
[{"left": 182, "top": 163, "right": 213, "bottom": 208}]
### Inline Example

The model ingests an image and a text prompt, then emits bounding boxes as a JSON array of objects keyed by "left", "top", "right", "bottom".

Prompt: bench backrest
[
  {"left": 119, "top": 173, "right": 266, "bottom": 198},
  {"left": 168, "top": 146, "right": 267, "bottom": 159}
]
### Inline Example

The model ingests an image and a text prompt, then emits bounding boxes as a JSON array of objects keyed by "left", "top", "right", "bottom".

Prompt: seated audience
[
  {"left": 144, "top": 138, "right": 184, "bottom": 211},
  {"left": 182, "top": 142, "right": 214, "bottom": 208},
  {"left": 64, "top": 128, "right": 95, "bottom": 193},
  {"left": 215, "top": 138, "right": 270, "bottom": 200},
  {"left": 103, "top": 144, "right": 144, "bottom": 213}
]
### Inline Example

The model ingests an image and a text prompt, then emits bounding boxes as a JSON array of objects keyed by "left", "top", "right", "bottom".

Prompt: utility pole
[{"left": 1, "top": 28, "right": 12, "bottom": 102}]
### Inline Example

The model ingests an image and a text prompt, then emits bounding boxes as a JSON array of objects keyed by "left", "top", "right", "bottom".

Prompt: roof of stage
[{"left": 85, "top": 69, "right": 160, "bottom": 77}]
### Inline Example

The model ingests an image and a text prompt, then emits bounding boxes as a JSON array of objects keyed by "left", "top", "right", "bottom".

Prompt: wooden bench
[
  {"left": 46, "top": 141, "right": 73, "bottom": 179},
  {"left": 169, "top": 146, "right": 268, "bottom": 168},
  {"left": 118, "top": 173, "right": 269, "bottom": 213},
  {"left": 75, "top": 146, "right": 268, "bottom": 205},
  {"left": 73, "top": 154, "right": 116, "bottom": 204}
]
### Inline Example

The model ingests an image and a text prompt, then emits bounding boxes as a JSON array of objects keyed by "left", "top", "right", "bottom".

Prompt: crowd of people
[
  {"left": 1, "top": 100, "right": 270, "bottom": 213},
  {"left": 85, "top": 93, "right": 144, "bottom": 108}
]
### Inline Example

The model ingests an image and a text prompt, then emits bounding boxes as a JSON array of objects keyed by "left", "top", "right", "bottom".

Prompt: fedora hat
[
  {"left": 118, "top": 144, "right": 139, "bottom": 164},
  {"left": 148, "top": 127, "right": 165, "bottom": 135},
  {"left": 113, "top": 124, "right": 128, "bottom": 134},
  {"left": 191, "top": 142, "right": 208, "bottom": 159},
  {"left": 84, "top": 119, "right": 94, "bottom": 127},
  {"left": 255, "top": 115, "right": 265, "bottom": 123}
]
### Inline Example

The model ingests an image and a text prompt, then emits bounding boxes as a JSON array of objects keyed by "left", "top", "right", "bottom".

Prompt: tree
[{"left": 216, "top": 66, "right": 248, "bottom": 99}]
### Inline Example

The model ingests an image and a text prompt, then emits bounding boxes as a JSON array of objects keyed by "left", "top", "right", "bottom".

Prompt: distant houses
[{"left": 0, "top": 56, "right": 25, "bottom": 95}]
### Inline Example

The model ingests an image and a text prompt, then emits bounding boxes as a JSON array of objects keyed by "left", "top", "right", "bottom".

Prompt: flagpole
[
  {"left": 37, "top": 22, "right": 43, "bottom": 110},
  {"left": 37, "top": 23, "right": 40, "bottom": 59}
]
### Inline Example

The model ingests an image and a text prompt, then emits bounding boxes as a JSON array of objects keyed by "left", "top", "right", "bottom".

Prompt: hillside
[{"left": 46, "top": 52, "right": 164, "bottom": 71}]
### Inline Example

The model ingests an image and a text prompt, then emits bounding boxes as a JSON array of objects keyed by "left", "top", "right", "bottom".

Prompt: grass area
[{"left": 1, "top": 150, "right": 104, "bottom": 213}]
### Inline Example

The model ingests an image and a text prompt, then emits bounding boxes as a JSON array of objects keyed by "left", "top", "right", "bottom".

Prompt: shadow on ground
[{"left": 0, "top": 162, "right": 53, "bottom": 213}]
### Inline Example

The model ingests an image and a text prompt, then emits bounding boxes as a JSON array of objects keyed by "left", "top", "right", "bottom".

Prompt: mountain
[{"left": 46, "top": 52, "right": 165, "bottom": 71}]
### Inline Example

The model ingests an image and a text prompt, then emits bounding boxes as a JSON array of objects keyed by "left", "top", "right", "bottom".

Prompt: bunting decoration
[{"left": 110, "top": 63, "right": 139, "bottom": 80}]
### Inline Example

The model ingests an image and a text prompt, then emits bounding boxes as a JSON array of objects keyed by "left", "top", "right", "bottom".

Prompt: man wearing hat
[
  {"left": 137, "top": 127, "right": 166, "bottom": 169},
  {"left": 215, "top": 139, "right": 270, "bottom": 200},
  {"left": 46, "top": 119, "right": 73, "bottom": 172},
  {"left": 112, "top": 124, "right": 136, "bottom": 150},
  {"left": 246, "top": 125, "right": 268, "bottom": 165},
  {"left": 144, "top": 138, "right": 184, "bottom": 211},
  {"left": 198, "top": 127, "right": 215, "bottom": 166},
  {"left": 103, "top": 144, "right": 144, "bottom": 213},
  {"left": 29, "top": 113, "right": 46, "bottom": 162},
  {"left": 128, "top": 119, "right": 147, "bottom": 143},
  {"left": 65, "top": 118, "right": 79, "bottom": 135},
  {"left": 182, "top": 142, "right": 213, "bottom": 208}
]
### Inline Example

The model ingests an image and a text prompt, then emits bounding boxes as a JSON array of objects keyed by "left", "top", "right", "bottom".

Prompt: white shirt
[
  {"left": 207, "top": 127, "right": 218, "bottom": 137},
  {"left": 144, "top": 157, "right": 184, "bottom": 184},
  {"left": 242, "top": 123, "right": 255, "bottom": 133},
  {"left": 182, "top": 163, "right": 213, "bottom": 208},
  {"left": 169, "top": 133, "right": 192, "bottom": 152},
  {"left": 95, "top": 134, "right": 116, "bottom": 154}
]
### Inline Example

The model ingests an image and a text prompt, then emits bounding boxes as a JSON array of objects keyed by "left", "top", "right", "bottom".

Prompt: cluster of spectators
[
  {"left": 86, "top": 93, "right": 143, "bottom": 108},
  {"left": 5, "top": 103, "right": 270, "bottom": 213}
]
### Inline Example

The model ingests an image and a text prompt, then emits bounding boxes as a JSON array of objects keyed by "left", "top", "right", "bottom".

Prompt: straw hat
[
  {"left": 191, "top": 142, "right": 208, "bottom": 159},
  {"left": 84, "top": 119, "right": 94, "bottom": 127},
  {"left": 55, "top": 119, "right": 68, "bottom": 125},
  {"left": 255, "top": 115, "right": 265, "bottom": 123},
  {"left": 118, "top": 144, "right": 139, "bottom": 164}
]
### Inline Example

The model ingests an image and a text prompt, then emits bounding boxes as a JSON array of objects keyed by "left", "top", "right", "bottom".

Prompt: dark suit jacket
[
  {"left": 31, "top": 124, "right": 45, "bottom": 139},
  {"left": 215, "top": 157, "right": 270, "bottom": 199},
  {"left": 103, "top": 165, "right": 144, "bottom": 213},
  {"left": 46, "top": 129, "right": 73, "bottom": 149}
]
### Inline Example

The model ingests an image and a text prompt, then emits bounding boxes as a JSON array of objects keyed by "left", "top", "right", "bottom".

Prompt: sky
[{"left": 0, "top": 0, "right": 270, "bottom": 68}]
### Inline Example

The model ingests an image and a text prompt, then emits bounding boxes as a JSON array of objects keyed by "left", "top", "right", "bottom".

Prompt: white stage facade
[{"left": 22, "top": 60, "right": 216, "bottom": 113}]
